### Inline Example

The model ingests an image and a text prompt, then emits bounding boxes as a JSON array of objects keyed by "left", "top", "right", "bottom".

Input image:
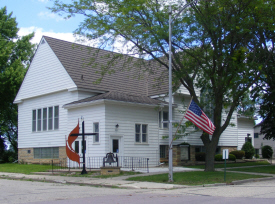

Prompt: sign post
[
  {"left": 223, "top": 149, "right": 229, "bottom": 182},
  {"left": 70, "top": 119, "right": 97, "bottom": 174}
]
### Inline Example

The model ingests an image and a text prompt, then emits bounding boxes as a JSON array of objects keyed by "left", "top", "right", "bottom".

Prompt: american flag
[{"left": 184, "top": 100, "right": 215, "bottom": 135}]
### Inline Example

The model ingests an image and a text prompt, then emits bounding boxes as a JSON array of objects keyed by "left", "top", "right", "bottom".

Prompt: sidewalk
[{"left": 0, "top": 166, "right": 274, "bottom": 190}]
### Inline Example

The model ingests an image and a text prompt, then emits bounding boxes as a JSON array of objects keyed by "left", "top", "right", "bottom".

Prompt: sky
[
  {"left": 0, "top": 0, "right": 84, "bottom": 44},
  {"left": 0, "top": 0, "right": 262, "bottom": 125}
]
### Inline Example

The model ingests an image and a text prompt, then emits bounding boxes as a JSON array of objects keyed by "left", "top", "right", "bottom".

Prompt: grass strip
[
  {"left": 229, "top": 165, "right": 275, "bottom": 174},
  {"left": 186, "top": 161, "right": 270, "bottom": 169},
  {"left": 93, "top": 171, "right": 141, "bottom": 178},
  {"left": 127, "top": 171, "right": 267, "bottom": 185},
  {"left": 0, "top": 163, "right": 53, "bottom": 174}
]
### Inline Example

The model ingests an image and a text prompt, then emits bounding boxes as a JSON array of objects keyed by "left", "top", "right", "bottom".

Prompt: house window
[
  {"left": 254, "top": 133, "right": 259, "bottom": 138},
  {"left": 75, "top": 141, "right": 79, "bottom": 154},
  {"left": 195, "top": 146, "right": 205, "bottom": 153},
  {"left": 54, "top": 106, "right": 59, "bottom": 130},
  {"left": 48, "top": 107, "right": 53, "bottom": 130},
  {"left": 43, "top": 108, "right": 47, "bottom": 131},
  {"left": 37, "top": 109, "right": 42, "bottom": 131},
  {"left": 135, "top": 124, "right": 147, "bottom": 143},
  {"left": 159, "top": 111, "right": 168, "bottom": 128},
  {"left": 93, "top": 123, "right": 99, "bottom": 142},
  {"left": 32, "top": 106, "right": 59, "bottom": 132},
  {"left": 32, "top": 110, "right": 36, "bottom": 132},
  {"left": 160, "top": 145, "right": 167, "bottom": 158},
  {"left": 34, "top": 147, "right": 59, "bottom": 158}
]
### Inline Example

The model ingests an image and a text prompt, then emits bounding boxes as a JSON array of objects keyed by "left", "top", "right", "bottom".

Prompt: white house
[{"left": 14, "top": 36, "right": 255, "bottom": 167}]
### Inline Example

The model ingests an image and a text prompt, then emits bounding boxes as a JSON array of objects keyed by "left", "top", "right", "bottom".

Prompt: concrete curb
[{"left": 1, "top": 170, "right": 275, "bottom": 189}]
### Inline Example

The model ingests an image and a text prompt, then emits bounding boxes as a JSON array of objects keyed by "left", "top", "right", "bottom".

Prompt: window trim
[
  {"left": 54, "top": 106, "right": 59, "bottom": 130},
  {"left": 135, "top": 124, "right": 148, "bottom": 144},
  {"left": 43, "top": 108, "right": 47, "bottom": 131},
  {"left": 93, "top": 122, "right": 99, "bottom": 143},
  {"left": 32, "top": 105, "right": 59, "bottom": 132},
  {"left": 37, "top": 109, "right": 42, "bottom": 131},
  {"left": 159, "top": 110, "right": 168, "bottom": 129},
  {"left": 32, "top": 110, "right": 36, "bottom": 132}
]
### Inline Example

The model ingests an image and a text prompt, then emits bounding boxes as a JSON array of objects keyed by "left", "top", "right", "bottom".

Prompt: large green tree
[
  {"left": 50, "top": 0, "right": 274, "bottom": 171},
  {"left": 251, "top": 0, "right": 275, "bottom": 140},
  {"left": 0, "top": 7, "right": 35, "bottom": 154}
]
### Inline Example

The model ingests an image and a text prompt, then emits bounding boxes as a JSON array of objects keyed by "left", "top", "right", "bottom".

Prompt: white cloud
[
  {"left": 38, "top": 11, "right": 65, "bottom": 22},
  {"left": 37, "top": 0, "right": 49, "bottom": 3},
  {"left": 17, "top": 27, "right": 138, "bottom": 57},
  {"left": 17, "top": 26, "right": 101, "bottom": 48},
  {"left": 18, "top": 27, "right": 76, "bottom": 45}
]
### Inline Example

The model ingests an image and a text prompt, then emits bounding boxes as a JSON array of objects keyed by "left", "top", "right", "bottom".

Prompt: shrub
[
  {"left": 262, "top": 145, "right": 273, "bottom": 159},
  {"left": 215, "top": 154, "right": 223, "bottom": 161},
  {"left": 195, "top": 152, "right": 205, "bottom": 161},
  {"left": 241, "top": 142, "right": 255, "bottom": 159},
  {"left": 255, "top": 154, "right": 260, "bottom": 159},
  {"left": 230, "top": 150, "right": 245, "bottom": 159},
  {"left": 228, "top": 154, "right": 236, "bottom": 161},
  {"left": 0, "top": 150, "right": 17, "bottom": 163}
]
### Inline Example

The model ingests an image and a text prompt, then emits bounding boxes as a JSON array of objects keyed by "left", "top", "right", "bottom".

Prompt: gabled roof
[
  {"left": 43, "top": 36, "right": 168, "bottom": 96},
  {"left": 63, "top": 91, "right": 168, "bottom": 109}
]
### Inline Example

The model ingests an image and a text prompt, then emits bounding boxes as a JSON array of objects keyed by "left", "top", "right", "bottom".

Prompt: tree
[
  {"left": 250, "top": 1, "right": 275, "bottom": 140},
  {"left": 50, "top": 0, "right": 275, "bottom": 171},
  {"left": 241, "top": 141, "right": 255, "bottom": 159},
  {"left": 0, "top": 7, "right": 35, "bottom": 154}
]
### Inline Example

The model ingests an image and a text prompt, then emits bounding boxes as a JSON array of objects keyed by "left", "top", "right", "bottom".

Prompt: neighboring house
[
  {"left": 14, "top": 36, "right": 256, "bottom": 166},
  {"left": 254, "top": 123, "right": 275, "bottom": 158}
]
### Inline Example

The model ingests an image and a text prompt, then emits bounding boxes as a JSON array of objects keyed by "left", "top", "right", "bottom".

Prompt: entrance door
[{"left": 110, "top": 136, "right": 123, "bottom": 157}]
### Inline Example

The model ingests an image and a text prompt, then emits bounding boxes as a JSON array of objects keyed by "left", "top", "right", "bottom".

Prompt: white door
[{"left": 110, "top": 136, "right": 123, "bottom": 157}]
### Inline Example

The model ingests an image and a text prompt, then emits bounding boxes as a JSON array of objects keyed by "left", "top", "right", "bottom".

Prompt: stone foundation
[
  {"left": 18, "top": 146, "right": 66, "bottom": 164},
  {"left": 100, "top": 167, "right": 121, "bottom": 175}
]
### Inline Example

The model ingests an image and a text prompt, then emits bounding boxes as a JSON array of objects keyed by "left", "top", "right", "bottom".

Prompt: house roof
[
  {"left": 63, "top": 91, "right": 168, "bottom": 108},
  {"left": 43, "top": 36, "right": 168, "bottom": 97}
]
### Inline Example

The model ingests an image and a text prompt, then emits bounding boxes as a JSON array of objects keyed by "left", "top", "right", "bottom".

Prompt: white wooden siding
[
  {"left": 18, "top": 91, "right": 78, "bottom": 148},
  {"left": 66, "top": 103, "right": 106, "bottom": 158},
  {"left": 105, "top": 102, "right": 160, "bottom": 166},
  {"left": 15, "top": 38, "right": 76, "bottom": 102},
  {"left": 237, "top": 117, "right": 255, "bottom": 150},
  {"left": 176, "top": 85, "right": 200, "bottom": 96}
]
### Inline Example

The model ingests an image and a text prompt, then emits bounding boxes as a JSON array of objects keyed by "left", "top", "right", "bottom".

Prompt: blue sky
[{"left": 0, "top": 0, "right": 84, "bottom": 44}]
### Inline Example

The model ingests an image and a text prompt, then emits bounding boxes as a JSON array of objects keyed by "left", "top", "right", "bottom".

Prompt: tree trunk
[
  {"left": 204, "top": 144, "right": 216, "bottom": 171},
  {"left": 201, "top": 132, "right": 220, "bottom": 172}
]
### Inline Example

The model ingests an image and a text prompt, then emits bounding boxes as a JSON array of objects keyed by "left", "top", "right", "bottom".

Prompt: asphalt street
[{"left": 1, "top": 176, "right": 275, "bottom": 203}]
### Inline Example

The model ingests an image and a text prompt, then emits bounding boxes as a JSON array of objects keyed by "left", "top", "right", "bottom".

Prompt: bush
[
  {"left": 0, "top": 150, "right": 17, "bottom": 163},
  {"left": 215, "top": 154, "right": 223, "bottom": 161},
  {"left": 230, "top": 150, "right": 245, "bottom": 159},
  {"left": 241, "top": 142, "right": 255, "bottom": 159},
  {"left": 195, "top": 152, "right": 205, "bottom": 161},
  {"left": 262, "top": 145, "right": 273, "bottom": 159},
  {"left": 228, "top": 154, "right": 236, "bottom": 161},
  {"left": 255, "top": 154, "right": 259, "bottom": 159}
]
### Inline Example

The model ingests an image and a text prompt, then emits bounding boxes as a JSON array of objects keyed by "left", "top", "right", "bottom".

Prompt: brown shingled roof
[
  {"left": 63, "top": 91, "right": 168, "bottom": 108},
  {"left": 43, "top": 36, "right": 168, "bottom": 96}
]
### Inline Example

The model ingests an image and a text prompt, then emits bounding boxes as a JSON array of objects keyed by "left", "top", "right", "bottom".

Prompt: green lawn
[
  {"left": 230, "top": 165, "right": 275, "bottom": 174},
  {"left": 0, "top": 163, "right": 53, "bottom": 174},
  {"left": 127, "top": 171, "right": 267, "bottom": 185},
  {"left": 186, "top": 161, "right": 270, "bottom": 169}
]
